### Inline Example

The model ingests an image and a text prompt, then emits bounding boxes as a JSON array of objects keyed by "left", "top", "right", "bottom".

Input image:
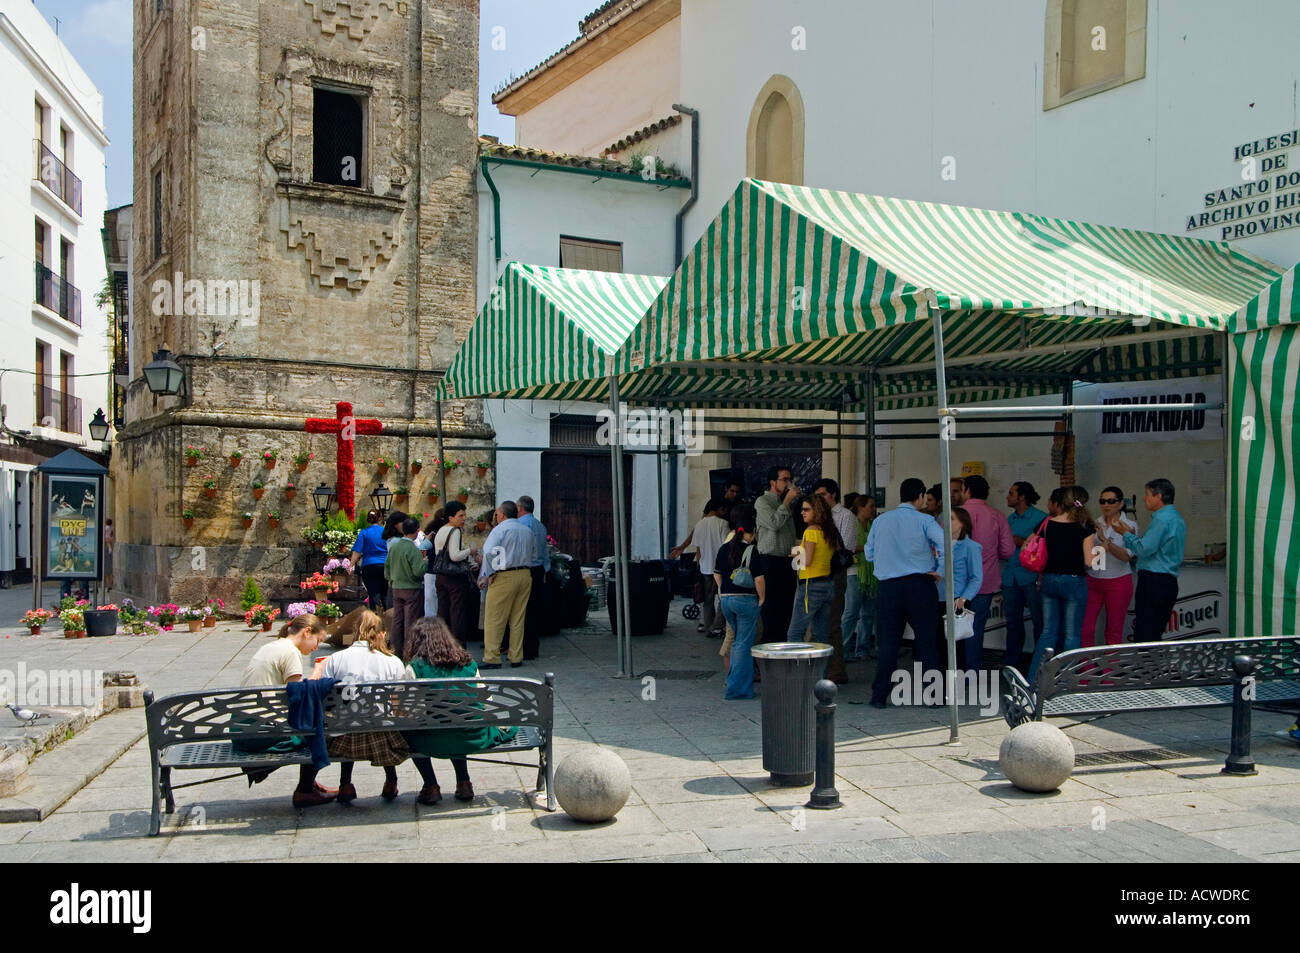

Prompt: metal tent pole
[
  {"left": 607, "top": 377, "right": 633, "bottom": 677},
  {"left": 656, "top": 405, "right": 666, "bottom": 558},
  {"left": 932, "top": 307, "right": 960, "bottom": 744},
  {"left": 865, "top": 369, "right": 877, "bottom": 495},
  {"left": 435, "top": 398, "right": 448, "bottom": 502}
]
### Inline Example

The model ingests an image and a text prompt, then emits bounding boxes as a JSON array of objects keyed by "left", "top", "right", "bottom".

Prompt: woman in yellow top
[{"left": 785, "top": 494, "right": 843, "bottom": 643}]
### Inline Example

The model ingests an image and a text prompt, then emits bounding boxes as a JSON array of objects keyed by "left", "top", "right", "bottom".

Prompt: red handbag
[{"left": 1018, "top": 518, "right": 1050, "bottom": 573}]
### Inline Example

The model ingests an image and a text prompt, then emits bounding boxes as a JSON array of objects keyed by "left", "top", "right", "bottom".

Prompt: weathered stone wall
[{"left": 118, "top": 0, "right": 485, "bottom": 605}]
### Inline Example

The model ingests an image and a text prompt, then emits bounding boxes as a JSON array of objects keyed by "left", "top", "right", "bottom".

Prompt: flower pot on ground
[
  {"left": 202, "top": 614, "right": 217, "bottom": 628},
  {"left": 29, "top": 626, "right": 40, "bottom": 635},
  {"left": 64, "top": 628, "right": 85, "bottom": 639},
  {"left": 261, "top": 621, "right": 273, "bottom": 632},
  {"left": 83, "top": 609, "right": 119, "bottom": 637},
  {"left": 244, "top": 604, "right": 280, "bottom": 630},
  {"left": 21, "top": 608, "right": 52, "bottom": 634},
  {"left": 186, "top": 619, "right": 201, "bottom": 632},
  {"left": 313, "top": 588, "right": 329, "bottom": 602}
]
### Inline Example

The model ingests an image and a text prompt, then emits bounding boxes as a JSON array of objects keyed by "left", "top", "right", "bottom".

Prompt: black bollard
[
  {"left": 806, "top": 679, "right": 842, "bottom": 809},
  {"left": 1222, "top": 654, "right": 1259, "bottom": 776}
]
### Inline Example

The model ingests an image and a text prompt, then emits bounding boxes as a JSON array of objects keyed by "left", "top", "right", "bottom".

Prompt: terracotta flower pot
[
  {"left": 203, "top": 487, "right": 217, "bottom": 499},
  {"left": 64, "top": 629, "right": 85, "bottom": 639},
  {"left": 230, "top": 456, "right": 242, "bottom": 467},
  {"left": 395, "top": 494, "right": 408, "bottom": 505},
  {"left": 28, "top": 626, "right": 40, "bottom": 636},
  {"left": 285, "top": 489, "right": 297, "bottom": 501},
  {"left": 377, "top": 465, "right": 390, "bottom": 476},
  {"left": 241, "top": 518, "right": 253, "bottom": 529},
  {"left": 261, "top": 621, "right": 272, "bottom": 632},
  {"left": 186, "top": 619, "right": 202, "bottom": 632},
  {"left": 183, "top": 517, "right": 194, "bottom": 529},
  {"left": 476, "top": 521, "right": 488, "bottom": 532},
  {"left": 311, "top": 540, "right": 323, "bottom": 549},
  {"left": 264, "top": 458, "right": 276, "bottom": 469},
  {"left": 203, "top": 615, "right": 217, "bottom": 628},
  {"left": 476, "top": 467, "right": 488, "bottom": 478},
  {"left": 456, "top": 493, "right": 469, "bottom": 503},
  {"left": 252, "top": 488, "right": 265, "bottom": 500},
  {"left": 186, "top": 457, "right": 198, "bottom": 467},
  {"left": 268, "top": 517, "right": 280, "bottom": 529},
  {"left": 411, "top": 464, "right": 422, "bottom": 475},
  {"left": 296, "top": 462, "right": 308, "bottom": 473}
]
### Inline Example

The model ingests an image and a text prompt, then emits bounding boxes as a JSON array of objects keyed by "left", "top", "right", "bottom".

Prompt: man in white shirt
[{"left": 671, "top": 498, "right": 729, "bottom": 636}]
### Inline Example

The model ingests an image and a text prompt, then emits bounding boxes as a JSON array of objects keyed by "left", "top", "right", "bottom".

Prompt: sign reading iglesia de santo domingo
[{"left": 1185, "top": 129, "right": 1300, "bottom": 241}]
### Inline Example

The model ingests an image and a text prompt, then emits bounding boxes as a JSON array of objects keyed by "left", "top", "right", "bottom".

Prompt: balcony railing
[
  {"left": 34, "top": 262, "right": 82, "bottom": 327},
  {"left": 35, "top": 385, "right": 82, "bottom": 435},
  {"left": 34, "top": 140, "right": 82, "bottom": 215}
]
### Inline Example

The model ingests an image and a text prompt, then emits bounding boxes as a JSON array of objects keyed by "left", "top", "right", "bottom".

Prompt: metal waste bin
[{"left": 750, "top": 642, "right": 833, "bottom": 786}]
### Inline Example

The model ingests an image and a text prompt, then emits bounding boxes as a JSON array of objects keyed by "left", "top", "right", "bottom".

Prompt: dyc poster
[{"left": 46, "top": 475, "right": 100, "bottom": 580}]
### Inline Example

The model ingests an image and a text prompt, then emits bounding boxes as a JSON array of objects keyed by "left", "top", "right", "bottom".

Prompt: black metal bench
[
  {"left": 1001, "top": 637, "right": 1300, "bottom": 775},
  {"left": 142, "top": 674, "right": 556, "bottom": 836}
]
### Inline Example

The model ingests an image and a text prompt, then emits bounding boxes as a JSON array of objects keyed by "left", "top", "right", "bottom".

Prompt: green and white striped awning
[
  {"left": 611, "top": 179, "right": 1283, "bottom": 409},
  {"left": 1227, "top": 266, "right": 1300, "bottom": 638},
  {"left": 436, "top": 262, "right": 667, "bottom": 403}
]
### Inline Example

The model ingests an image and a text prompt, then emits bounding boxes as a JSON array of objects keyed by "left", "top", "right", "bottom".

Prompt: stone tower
[{"left": 117, "top": 0, "right": 489, "bottom": 604}]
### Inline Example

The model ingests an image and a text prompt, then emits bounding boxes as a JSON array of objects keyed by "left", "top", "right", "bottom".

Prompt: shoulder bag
[
  {"left": 432, "top": 528, "right": 474, "bottom": 579},
  {"left": 1018, "top": 518, "right": 1050, "bottom": 573},
  {"left": 730, "top": 544, "right": 756, "bottom": 588}
]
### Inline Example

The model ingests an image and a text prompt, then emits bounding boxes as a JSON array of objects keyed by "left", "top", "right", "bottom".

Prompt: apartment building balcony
[
  {"left": 35, "top": 385, "right": 82, "bottom": 435},
  {"left": 34, "top": 140, "right": 83, "bottom": 215},
  {"left": 34, "top": 261, "right": 82, "bottom": 327}
]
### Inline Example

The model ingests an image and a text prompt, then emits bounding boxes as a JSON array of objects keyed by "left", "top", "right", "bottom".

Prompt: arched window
[{"left": 747, "top": 75, "right": 804, "bottom": 185}]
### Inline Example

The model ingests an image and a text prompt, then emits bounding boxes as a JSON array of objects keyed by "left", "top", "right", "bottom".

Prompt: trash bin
[
  {"left": 605, "top": 559, "right": 670, "bottom": 636},
  {"left": 750, "top": 642, "right": 833, "bottom": 786}
]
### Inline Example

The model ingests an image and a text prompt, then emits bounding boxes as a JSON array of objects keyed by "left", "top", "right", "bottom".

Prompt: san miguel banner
[{"left": 1098, "top": 378, "right": 1223, "bottom": 443}]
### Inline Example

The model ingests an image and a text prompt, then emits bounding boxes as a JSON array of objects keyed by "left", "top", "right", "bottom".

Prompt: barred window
[{"left": 313, "top": 87, "right": 365, "bottom": 188}]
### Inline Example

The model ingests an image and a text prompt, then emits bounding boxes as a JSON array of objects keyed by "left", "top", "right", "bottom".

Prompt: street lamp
[
  {"left": 143, "top": 345, "right": 186, "bottom": 396},
  {"left": 370, "top": 483, "right": 393, "bottom": 517},
  {"left": 311, "top": 482, "right": 335, "bottom": 520},
  {"left": 87, "top": 408, "right": 110, "bottom": 442}
]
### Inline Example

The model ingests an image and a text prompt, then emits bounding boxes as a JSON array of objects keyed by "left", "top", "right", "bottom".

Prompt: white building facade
[{"left": 0, "top": 4, "right": 112, "bottom": 583}]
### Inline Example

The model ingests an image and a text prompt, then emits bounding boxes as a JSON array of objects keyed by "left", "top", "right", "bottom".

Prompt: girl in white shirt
[{"left": 1083, "top": 485, "right": 1137, "bottom": 646}]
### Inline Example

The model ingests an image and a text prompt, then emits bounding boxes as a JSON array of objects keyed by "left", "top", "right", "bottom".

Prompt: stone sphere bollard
[
  {"left": 554, "top": 747, "right": 632, "bottom": 822},
  {"left": 999, "top": 722, "right": 1075, "bottom": 792}
]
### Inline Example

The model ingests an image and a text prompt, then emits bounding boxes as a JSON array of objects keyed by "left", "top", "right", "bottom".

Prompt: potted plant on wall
[
  {"left": 292, "top": 450, "right": 313, "bottom": 472},
  {"left": 267, "top": 510, "right": 281, "bottom": 529},
  {"left": 182, "top": 506, "right": 195, "bottom": 529},
  {"left": 21, "top": 608, "right": 52, "bottom": 635},
  {"left": 285, "top": 481, "right": 297, "bottom": 501},
  {"left": 474, "top": 459, "right": 490, "bottom": 478},
  {"left": 394, "top": 485, "right": 409, "bottom": 505},
  {"left": 300, "top": 526, "right": 324, "bottom": 548},
  {"left": 229, "top": 449, "right": 244, "bottom": 467},
  {"left": 410, "top": 458, "right": 423, "bottom": 476},
  {"left": 475, "top": 509, "right": 492, "bottom": 532},
  {"left": 262, "top": 448, "right": 278, "bottom": 469},
  {"left": 202, "top": 479, "right": 217, "bottom": 499},
  {"left": 456, "top": 487, "right": 470, "bottom": 503},
  {"left": 241, "top": 511, "right": 254, "bottom": 529},
  {"left": 251, "top": 479, "right": 265, "bottom": 500},
  {"left": 442, "top": 457, "right": 462, "bottom": 475},
  {"left": 426, "top": 487, "right": 440, "bottom": 504},
  {"left": 377, "top": 455, "right": 398, "bottom": 476},
  {"left": 184, "top": 445, "right": 205, "bottom": 467}
]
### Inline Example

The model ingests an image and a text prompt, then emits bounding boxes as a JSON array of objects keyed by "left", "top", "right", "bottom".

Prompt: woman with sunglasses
[
  {"left": 786, "top": 494, "right": 843, "bottom": 645},
  {"left": 1083, "top": 485, "right": 1137, "bottom": 646}
]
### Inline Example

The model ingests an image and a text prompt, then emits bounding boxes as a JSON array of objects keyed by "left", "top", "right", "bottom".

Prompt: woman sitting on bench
[
  {"left": 235, "top": 614, "right": 338, "bottom": 808},
  {"left": 401, "top": 617, "right": 517, "bottom": 805},
  {"left": 320, "top": 610, "right": 410, "bottom": 804}
]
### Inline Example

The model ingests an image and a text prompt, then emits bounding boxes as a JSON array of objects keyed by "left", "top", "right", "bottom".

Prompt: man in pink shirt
[{"left": 960, "top": 475, "right": 1014, "bottom": 672}]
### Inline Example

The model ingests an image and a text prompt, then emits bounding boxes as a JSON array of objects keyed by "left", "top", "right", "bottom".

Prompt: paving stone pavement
[{"left": 2, "top": 587, "right": 1300, "bottom": 862}]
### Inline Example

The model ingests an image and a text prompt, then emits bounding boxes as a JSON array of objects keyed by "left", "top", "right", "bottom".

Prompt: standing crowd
[{"left": 676, "top": 466, "right": 1187, "bottom": 707}]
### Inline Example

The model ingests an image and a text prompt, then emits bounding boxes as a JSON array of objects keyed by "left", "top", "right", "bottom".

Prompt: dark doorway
[
  {"left": 730, "top": 428, "right": 825, "bottom": 501},
  {"left": 541, "top": 451, "right": 631, "bottom": 564}
]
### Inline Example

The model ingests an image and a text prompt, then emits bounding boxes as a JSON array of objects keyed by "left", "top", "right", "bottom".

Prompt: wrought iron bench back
[
  {"left": 1037, "top": 637, "right": 1300, "bottom": 699},
  {"left": 146, "top": 677, "right": 554, "bottom": 750}
]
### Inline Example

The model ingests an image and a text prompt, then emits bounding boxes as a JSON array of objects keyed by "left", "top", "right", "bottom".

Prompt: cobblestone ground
[{"left": 1, "top": 585, "right": 1298, "bottom": 862}]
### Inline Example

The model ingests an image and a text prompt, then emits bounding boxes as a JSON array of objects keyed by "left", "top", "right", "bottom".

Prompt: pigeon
[{"left": 5, "top": 704, "right": 48, "bottom": 727}]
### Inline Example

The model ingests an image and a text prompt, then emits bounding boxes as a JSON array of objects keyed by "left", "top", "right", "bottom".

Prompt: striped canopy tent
[
  {"left": 436, "top": 261, "right": 668, "bottom": 403},
  {"left": 1227, "top": 266, "right": 1300, "bottom": 639},
  {"left": 611, "top": 179, "right": 1282, "bottom": 411}
]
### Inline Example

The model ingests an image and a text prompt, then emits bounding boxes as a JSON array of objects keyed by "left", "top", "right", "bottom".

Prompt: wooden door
[{"left": 541, "top": 451, "right": 631, "bottom": 564}]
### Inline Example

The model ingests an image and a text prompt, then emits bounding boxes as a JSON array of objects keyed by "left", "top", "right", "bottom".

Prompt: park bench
[
  {"left": 1001, "top": 636, "right": 1300, "bottom": 775},
  {"left": 142, "top": 674, "right": 556, "bottom": 836}
]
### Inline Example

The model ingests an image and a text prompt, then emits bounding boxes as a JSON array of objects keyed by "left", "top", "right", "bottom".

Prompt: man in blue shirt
[
  {"left": 864, "top": 478, "right": 946, "bottom": 708},
  {"left": 1123, "top": 478, "right": 1187, "bottom": 642},
  {"left": 516, "top": 495, "right": 550, "bottom": 660},
  {"left": 1002, "top": 482, "right": 1047, "bottom": 673},
  {"left": 479, "top": 500, "right": 537, "bottom": 668}
]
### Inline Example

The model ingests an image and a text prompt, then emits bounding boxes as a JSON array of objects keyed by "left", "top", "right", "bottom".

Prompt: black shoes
[
  {"left": 480, "top": 662, "right": 502, "bottom": 669},
  {"left": 510, "top": 662, "right": 523, "bottom": 668}
]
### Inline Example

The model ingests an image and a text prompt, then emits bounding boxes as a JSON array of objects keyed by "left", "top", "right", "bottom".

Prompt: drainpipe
[
  {"left": 480, "top": 156, "right": 502, "bottom": 264},
  {"left": 669, "top": 104, "right": 699, "bottom": 549}
]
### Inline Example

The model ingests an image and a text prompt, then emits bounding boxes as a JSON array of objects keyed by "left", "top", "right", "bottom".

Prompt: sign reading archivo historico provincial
[{"left": 1186, "top": 129, "right": 1300, "bottom": 241}]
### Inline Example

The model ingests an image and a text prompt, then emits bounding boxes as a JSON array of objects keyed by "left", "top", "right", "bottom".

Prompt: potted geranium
[
  {"left": 21, "top": 608, "right": 52, "bottom": 635},
  {"left": 377, "top": 455, "right": 399, "bottom": 476},
  {"left": 202, "top": 478, "right": 217, "bottom": 499},
  {"left": 442, "top": 457, "right": 462, "bottom": 474},
  {"left": 251, "top": 478, "right": 265, "bottom": 500},
  {"left": 203, "top": 598, "right": 224, "bottom": 627},
  {"left": 312, "top": 601, "right": 343, "bottom": 622},
  {"left": 182, "top": 506, "right": 195, "bottom": 529},
  {"left": 148, "top": 603, "right": 179, "bottom": 630},
  {"left": 229, "top": 449, "right": 244, "bottom": 467},
  {"left": 85, "top": 604, "right": 120, "bottom": 637},
  {"left": 179, "top": 605, "right": 206, "bottom": 633},
  {"left": 285, "top": 481, "right": 297, "bottom": 501},
  {"left": 323, "top": 557, "right": 350, "bottom": 577},
  {"left": 244, "top": 604, "right": 280, "bottom": 632},
  {"left": 394, "top": 485, "right": 409, "bottom": 505},
  {"left": 301, "top": 572, "right": 339, "bottom": 602},
  {"left": 184, "top": 445, "right": 205, "bottom": 467},
  {"left": 474, "top": 459, "right": 490, "bottom": 478},
  {"left": 410, "top": 459, "right": 423, "bottom": 475},
  {"left": 267, "top": 510, "right": 280, "bottom": 529},
  {"left": 60, "top": 606, "right": 86, "bottom": 638},
  {"left": 292, "top": 450, "right": 313, "bottom": 472},
  {"left": 475, "top": 509, "right": 493, "bottom": 532},
  {"left": 241, "top": 511, "right": 254, "bottom": 529},
  {"left": 426, "top": 487, "right": 440, "bottom": 504},
  {"left": 456, "top": 487, "right": 470, "bottom": 503},
  {"left": 262, "top": 448, "right": 278, "bottom": 469}
]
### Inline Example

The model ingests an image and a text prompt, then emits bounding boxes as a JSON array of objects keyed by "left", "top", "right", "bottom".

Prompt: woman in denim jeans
[
  {"left": 1027, "top": 487, "right": 1098, "bottom": 683},
  {"left": 713, "top": 504, "right": 765, "bottom": 700},
  {"left": 786, "top": 495, "right": 842, "bottom": 644}
]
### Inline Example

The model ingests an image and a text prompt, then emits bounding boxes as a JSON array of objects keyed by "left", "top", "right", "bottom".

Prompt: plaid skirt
[{"left": 327, "top": 731, "right": 411, "bottom": 767}]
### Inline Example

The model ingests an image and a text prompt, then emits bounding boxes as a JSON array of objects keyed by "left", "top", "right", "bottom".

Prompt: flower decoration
[
  {"left": 322, "top": 558, "right": 350, "bottom": 576},
  {"left": 59, "top": 608, "right": 85, "bottom": 631},
  {"left": 442, "top": 457, "right": 462, "bottom": 473},
  {"left": 263, "top": 449, "right": 278, "bottom": 462},
  {"left": 244, "top": 604, "right": 280, "bottom": 627},
  {"left": 292, "top": 451, "right": 313, "bottom": 467},
  {"left": 184, "top": 445, "right": 206, "bottom": 460},
  {"left": 300, "top": 572, "right": 339, "bottom": 593},
  {"left": 21, "top": 608, "right": 52, "bottom": 631},
  {"left": 148, "top": 604, "right": 180, "bottom": 627}
]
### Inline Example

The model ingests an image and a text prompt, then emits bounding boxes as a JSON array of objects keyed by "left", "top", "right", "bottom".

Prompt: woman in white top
[
  {"left": 1083, "top": 485, "right": 1138, "bottom": 646},
  {"left": 430, "top": 502, "right": 480, "bottom": 645},
  {"left": 321, "top": 611, "right": 410, "bottom": 804}
]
